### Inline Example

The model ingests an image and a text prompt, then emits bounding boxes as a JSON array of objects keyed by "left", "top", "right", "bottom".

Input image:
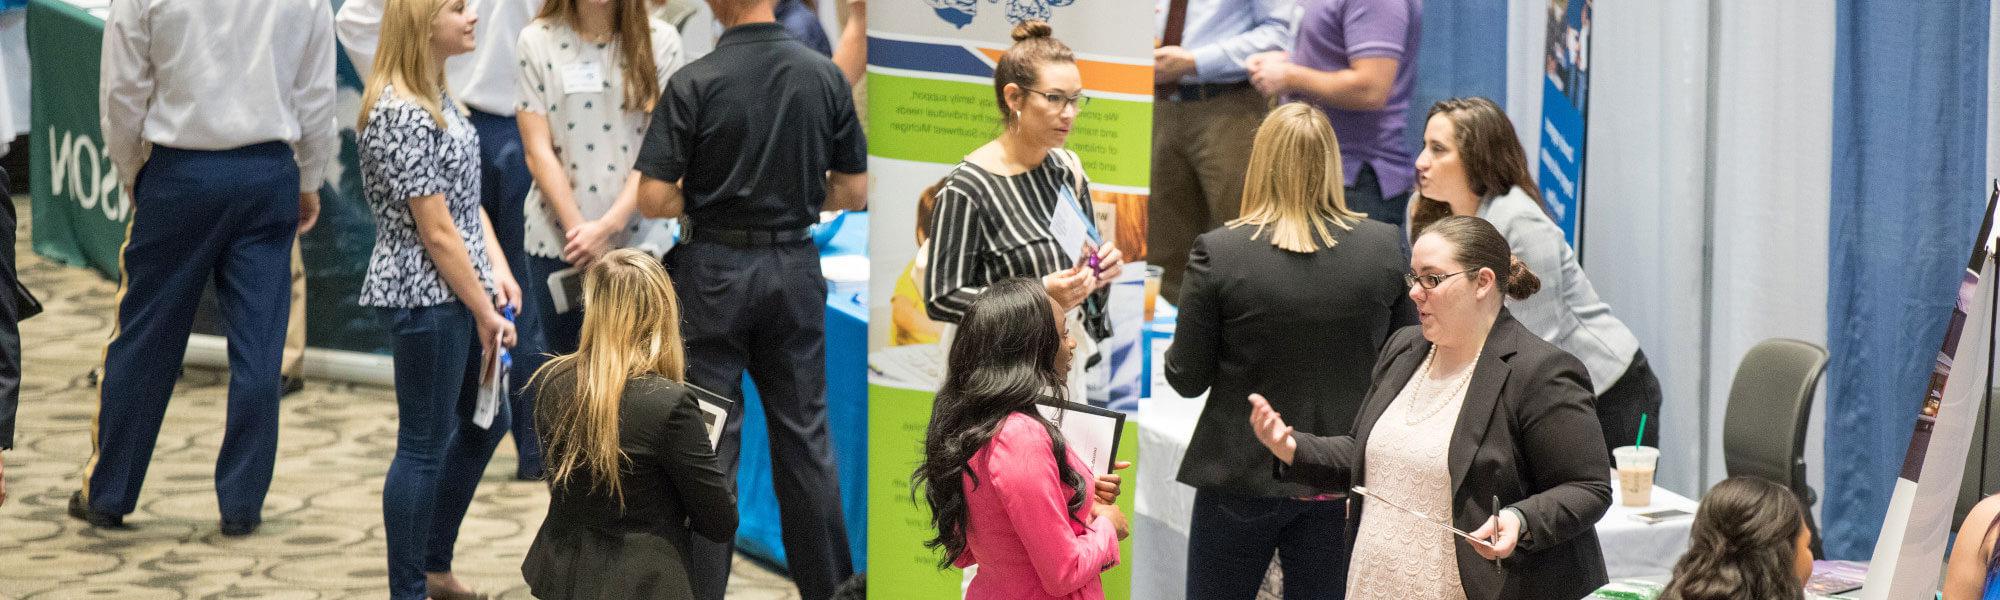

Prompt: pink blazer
[{"left": 954, "top": 412, "right": 1120, "bottom": 600}]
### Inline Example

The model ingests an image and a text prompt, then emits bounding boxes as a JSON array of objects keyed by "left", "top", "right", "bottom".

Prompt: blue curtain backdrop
[
  {"left": 1403, "top": 0, "right": 1509, "bottom": 155},
  {"left": 1825, "top": 0, "right": 1991, "bottom": 559}
]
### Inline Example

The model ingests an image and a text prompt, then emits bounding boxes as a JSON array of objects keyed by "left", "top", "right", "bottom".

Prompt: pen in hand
[{"left": 1491, "top": 495, "right": 1502, "bottom": 572}]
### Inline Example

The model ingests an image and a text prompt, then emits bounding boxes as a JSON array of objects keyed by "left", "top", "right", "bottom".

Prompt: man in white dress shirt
[
  {"left": 336, "top": 0, "right": 549, "bottom": 479},
  {"left": 73, "top": 0, "right": 337, "bottom": 537}
]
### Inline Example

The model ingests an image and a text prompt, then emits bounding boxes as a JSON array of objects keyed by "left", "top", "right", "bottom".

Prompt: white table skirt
[{"left": 1136, "top": 393, "right": 1698, "bottom": 600}]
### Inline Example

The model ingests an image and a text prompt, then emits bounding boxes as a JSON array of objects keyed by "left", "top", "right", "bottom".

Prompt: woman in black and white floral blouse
[{"left": 355, "top": 0, "right": 521, "bottom": 598}]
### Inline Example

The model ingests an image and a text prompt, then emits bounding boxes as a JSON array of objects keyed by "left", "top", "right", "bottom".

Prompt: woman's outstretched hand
[{"left": 1248, "top": 394, "right": 1297, "bottom": 464}]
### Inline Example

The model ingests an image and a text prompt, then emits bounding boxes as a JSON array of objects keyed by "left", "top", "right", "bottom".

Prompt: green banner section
[
  {"left": 28, "top": 0, "right": 124, "bottom": 279},
  {"left": 869, "top": 383, "right": 1136, "bottom": 598},
  {"left": 867, "top": 72, "right": 1152, "bottom": 189}
]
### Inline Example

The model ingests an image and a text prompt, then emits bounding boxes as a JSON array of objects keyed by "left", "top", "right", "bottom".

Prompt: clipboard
[
  {"left": 1034, "top": 397, "right": 1125, "bottom": 476},
  {"left": 684, "top": 382, "right": 735, "bottom": 451}
]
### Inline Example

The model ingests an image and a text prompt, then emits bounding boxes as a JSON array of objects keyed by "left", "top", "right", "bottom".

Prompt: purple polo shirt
[{"left": 1288, "top": 0, "right": 1421, "bottom": 198}]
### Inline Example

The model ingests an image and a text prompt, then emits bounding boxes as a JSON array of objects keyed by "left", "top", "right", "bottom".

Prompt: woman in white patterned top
[
  {"left": 356, "top": 0, "right": 521, "bottom": 597},
  {"left": 1249, "top": 215, "right": 1615, "bottom": 599},
  {"left": 509, "top": 0, "right": 683, "bottom": 480}
]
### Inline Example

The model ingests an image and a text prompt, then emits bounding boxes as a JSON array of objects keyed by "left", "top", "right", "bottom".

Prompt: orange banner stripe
[{"left": 974, "top": 47, "right": 1153, "bottom": 96}]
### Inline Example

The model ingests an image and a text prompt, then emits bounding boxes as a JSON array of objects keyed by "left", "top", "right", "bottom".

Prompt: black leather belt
[
  {"left": 687, "top": 224, "right": 813, "bottom": 247},
  {"left": 1158, "top": 80, "right": 1253, "bottom": 102}
]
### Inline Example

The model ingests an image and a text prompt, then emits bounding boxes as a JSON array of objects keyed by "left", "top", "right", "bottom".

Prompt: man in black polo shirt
[{"left": 633, "top": 0, "right": 866, "bottom": 598}]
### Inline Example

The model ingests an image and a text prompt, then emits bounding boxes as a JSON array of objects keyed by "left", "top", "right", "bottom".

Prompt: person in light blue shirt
[{"left": 1150, "top": 0, "right": 1298, "bottom": 304}]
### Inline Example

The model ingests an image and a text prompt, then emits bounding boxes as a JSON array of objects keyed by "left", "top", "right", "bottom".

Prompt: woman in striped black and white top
[{"left": 923, "top": 21, "right": 1123, "bottom": 355}]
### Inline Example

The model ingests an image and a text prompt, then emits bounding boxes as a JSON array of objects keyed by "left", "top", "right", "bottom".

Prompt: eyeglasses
[
  {"left": 1022, "top": 87, "right": 1090, "bottom": 111},
  {"left": 1404, "top": 269, "right": 1479, "bottom": 290}
]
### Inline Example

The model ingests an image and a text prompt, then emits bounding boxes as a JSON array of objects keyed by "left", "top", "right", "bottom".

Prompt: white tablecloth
[{"left": 1136, "top": 393, "right": 1698, "bottom": 600}]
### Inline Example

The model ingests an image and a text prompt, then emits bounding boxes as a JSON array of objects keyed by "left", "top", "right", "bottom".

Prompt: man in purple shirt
[{"left": 1247, "top": 0, "right": 1420, "bottom": 231}]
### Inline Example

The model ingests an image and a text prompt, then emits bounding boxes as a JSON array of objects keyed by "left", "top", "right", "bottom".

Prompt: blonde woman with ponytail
[
  {"left": 521, "top": 248, "right": 735, "bottom": 600},
  {"left": 1164, "top": 102, "right": 1416, "bottom": 599},
  {"left": 355, "top": 0, "right": 520, "bottom": 597}
]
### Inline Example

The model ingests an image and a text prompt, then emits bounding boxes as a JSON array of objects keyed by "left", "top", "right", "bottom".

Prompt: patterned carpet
[{"left": 0, "top": 196, "right": 801, "bottom": 599}]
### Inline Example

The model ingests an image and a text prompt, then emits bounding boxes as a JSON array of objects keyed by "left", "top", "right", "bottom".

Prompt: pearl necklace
[{"left": 1404, "top": 346, "right": 1479, "bottom": 425}]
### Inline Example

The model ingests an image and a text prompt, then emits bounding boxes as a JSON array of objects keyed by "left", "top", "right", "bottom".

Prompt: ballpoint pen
[{"left": 1491, "top": 495, "right": 1503, "bottom": 573}]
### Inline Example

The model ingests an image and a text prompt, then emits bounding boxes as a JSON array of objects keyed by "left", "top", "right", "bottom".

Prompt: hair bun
[
  {"left": 1505, "top": 255, "right": 1541, "bottom": 300},
  {"left": 1011, "top": 20, "right": 1054, "bottom": 42}
]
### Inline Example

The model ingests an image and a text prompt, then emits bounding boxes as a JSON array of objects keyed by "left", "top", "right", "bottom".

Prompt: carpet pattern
[{"left": 0, "top": 197, "right": 801, "bottom": 599}]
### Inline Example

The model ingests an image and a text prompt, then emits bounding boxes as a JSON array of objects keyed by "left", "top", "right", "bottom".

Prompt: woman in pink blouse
[{"left": 913, "top": 277, "right": 1129, "bottom": 600}]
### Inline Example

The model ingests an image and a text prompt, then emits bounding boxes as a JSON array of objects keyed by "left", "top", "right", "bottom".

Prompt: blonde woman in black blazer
[
  {"left": 1250, "top": 215, "right": 1612, "bottom": 600},
  {"left": 1165, "top": 103, "right": 1415, "bottom": 599}
]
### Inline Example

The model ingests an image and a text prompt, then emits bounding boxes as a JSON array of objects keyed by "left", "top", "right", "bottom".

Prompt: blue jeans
[
  {"left": 466, "top": 109, "right": 539, "bottom": 477},
  {"left": 510, "top": 253, "right": 585, "bottom": 477},
  {"left": 380, "top": 303, "right": 510, "bottom": 600}
]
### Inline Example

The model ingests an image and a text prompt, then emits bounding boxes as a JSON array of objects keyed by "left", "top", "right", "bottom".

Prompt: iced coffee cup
[{"left": 1613, "top": 445, "right": 1659, "bottom": 507}]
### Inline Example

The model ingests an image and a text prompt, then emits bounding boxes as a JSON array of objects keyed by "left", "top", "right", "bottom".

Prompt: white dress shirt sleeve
[
  {"left": 1190, "top": 0, "right": 1300, "bottom": 83},
  {"left": 655, "top": 19, "right": 686, "bottom": 78},
  {"left": 334, "top": 0, "right": 385, "bottom": 81},
  {"left": 99, "top": 0, "right": 154, "bottom": 190},
  {"left": 294, "top": 0, "right": 339, "bottom": 193}
]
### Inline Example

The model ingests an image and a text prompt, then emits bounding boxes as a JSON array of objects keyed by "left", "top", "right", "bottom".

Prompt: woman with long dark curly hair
[
  {"left": 912, "top": 277, "right": 1128, "bottom": 600},
  {"left": 1660, "top": 476, "right": 1814, "bottom": 600}
]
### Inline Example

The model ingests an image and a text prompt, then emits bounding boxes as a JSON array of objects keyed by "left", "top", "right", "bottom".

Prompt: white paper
[
  {"left": 546, "top": 266, "right": 584, "bottom": 314},
  {"left": 1035, "top": 398, "right": 1124, "bottom": 476},
  {"left": 560, "top": 62, "right": 604, "bottom": 95},
  {"left": 1350, "top": 485, "right": 1496, "bottom": 548},
  {"left": 685, "top": 383, "right": 734, "bottom": 451},
  {"left": 473, "top": 332, "right": 504, "bottom": 429},
  {"left": 1047, "top": 184, "right": 1095, "bottom": 266}
]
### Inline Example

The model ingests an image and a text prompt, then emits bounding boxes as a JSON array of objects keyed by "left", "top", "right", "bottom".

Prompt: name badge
[
  {"left": 560, "top": 62, "right": 605, "bottom": 95},
  {"left": 1047, "top": 183, "right": 1100, "bottom": 265}
]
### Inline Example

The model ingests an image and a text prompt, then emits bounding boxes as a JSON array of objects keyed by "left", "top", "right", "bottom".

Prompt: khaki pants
[
  {"left": 1147, "top": 85, "right": 1267, "bottom": 303},
  {"left": 282, "top": 239, "right": 303, "bottom": 378}
]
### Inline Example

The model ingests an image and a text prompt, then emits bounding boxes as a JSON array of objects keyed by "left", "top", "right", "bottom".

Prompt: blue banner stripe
[{"left": 868, "top": 36, "right": 993, "bottom": 79}]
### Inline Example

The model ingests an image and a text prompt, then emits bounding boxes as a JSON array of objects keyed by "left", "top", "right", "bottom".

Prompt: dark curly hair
[
  {"left": 1660, "top": 476, "right": 1808, "bottom": 600},
  {"left": 910, "top": 277, "right": 1088, "bottom": 570}
]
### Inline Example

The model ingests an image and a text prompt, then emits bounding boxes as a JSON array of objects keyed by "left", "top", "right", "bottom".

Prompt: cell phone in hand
[{"left": 1628, "top": 508, "right": 1693, "bottom": 524}]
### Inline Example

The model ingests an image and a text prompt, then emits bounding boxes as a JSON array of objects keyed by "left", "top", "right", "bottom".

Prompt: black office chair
[{"left": 1722, "top": 338, "right": 1829, "bottom": 557}]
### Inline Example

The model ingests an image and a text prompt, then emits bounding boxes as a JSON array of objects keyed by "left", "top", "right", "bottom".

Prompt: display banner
[
  {"left": 1535, "top": 0, "right": 1591, "bottom": 248},
  {"left": 866, "top": 0, "right": 1151, "bottom": 596},
  {"left": 1862, "top": 185, "right": 2000, "bottom": 599},
  {"left": 28, "top": 0, "right": 390, "bottom": 355}
]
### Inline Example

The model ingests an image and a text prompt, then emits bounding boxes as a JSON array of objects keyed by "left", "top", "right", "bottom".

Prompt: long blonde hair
[
  {"left": 531, "top": 248, "right": 687, "bottom": 506},
  {"left": 1227, "top": 102, "right": 1364, "bottom": 253},
  {"left": 534, "top": 0, "right": 660, "bottom": 111},
  {"left": 358, "top": 0, "right": 463, "bottom": 131}
]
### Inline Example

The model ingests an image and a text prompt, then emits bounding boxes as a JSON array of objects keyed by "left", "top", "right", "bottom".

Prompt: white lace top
[{"left": 1348, "top": 350, "right": 1473, "bottom": 600}]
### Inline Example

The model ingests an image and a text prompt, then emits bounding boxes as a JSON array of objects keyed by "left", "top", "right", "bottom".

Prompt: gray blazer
[{"left": 1478, "top": 187, "right": 1640, "bottom": 394}]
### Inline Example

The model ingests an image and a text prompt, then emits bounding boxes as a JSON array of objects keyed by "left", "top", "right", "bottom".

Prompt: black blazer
[
  {"left": 1282, "top": 311, "right": 1612, "bottom": 600},
  {"left": 523, "top": 373, "right": 737, "bottom": 600},
  {"left": 1166, "top": 219, "right": 1415, "bottom": 496}
]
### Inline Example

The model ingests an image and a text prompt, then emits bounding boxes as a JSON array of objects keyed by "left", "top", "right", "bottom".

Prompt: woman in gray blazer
[{"left": 1407, "top": 97, "right": 1663, "bottom": 454}]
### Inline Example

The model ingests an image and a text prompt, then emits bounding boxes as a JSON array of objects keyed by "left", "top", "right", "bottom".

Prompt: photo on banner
[
  {"left": 865, "top": 0, "right": 1152, "bottom": 597},
  {"left": 1861, "top": 186, "right": 2000, "bottom": 599},
  {"left": 1536, "top": 0, "right": 1590, "bottom": 249}
]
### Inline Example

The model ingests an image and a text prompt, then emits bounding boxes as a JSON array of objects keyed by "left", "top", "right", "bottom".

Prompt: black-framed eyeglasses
[
  {"left": 1404, "top": 269, "right": 1479, "bottom": 290},
  {"left": 1022, "top": 87, "right": 1090, "bottom": 111}
]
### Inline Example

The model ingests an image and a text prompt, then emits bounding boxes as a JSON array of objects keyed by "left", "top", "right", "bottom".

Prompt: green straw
[{"left": 1635, "top": 414, "right": 1648, "bottom": 448}]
